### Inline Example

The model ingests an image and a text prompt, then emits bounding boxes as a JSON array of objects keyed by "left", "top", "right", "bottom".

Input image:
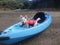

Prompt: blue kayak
[{"left": 0, "top": 12, "right": 52, "bottom": 44}]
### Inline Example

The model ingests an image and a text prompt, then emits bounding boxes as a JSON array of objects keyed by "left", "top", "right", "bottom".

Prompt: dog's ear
[{"left": 25, "top": 15, "right": 28, "bottom": 19}]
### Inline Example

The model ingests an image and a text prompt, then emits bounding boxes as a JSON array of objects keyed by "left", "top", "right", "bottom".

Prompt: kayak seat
[{"left": 33, "top": 12, "right": 46, "bottom": 23}]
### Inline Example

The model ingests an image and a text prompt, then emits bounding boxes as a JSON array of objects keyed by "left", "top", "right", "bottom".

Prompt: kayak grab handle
[
  {"left": 0, "top": 31, "right": 2, "bottom": 35},
  {"left": 0, "top": 37, "right": 10, "bottom": 41}
]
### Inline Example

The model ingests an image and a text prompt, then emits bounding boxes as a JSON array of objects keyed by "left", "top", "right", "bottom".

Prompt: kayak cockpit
[{"left": 19, "top": 12, "right": 46, "bottom": 28}]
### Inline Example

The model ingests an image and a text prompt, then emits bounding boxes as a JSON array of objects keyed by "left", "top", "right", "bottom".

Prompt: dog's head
[{"left": 19, "top": 15, "right": 28, "bottom": 22}]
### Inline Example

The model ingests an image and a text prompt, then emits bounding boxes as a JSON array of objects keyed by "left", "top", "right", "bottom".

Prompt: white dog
[{"left": 19, "top": 15, "right": 41, "bottom": 28}]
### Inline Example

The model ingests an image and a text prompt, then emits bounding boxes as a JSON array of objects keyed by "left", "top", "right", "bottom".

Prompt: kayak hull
[{"left": 0, "top": 13, "right": 52, "bottom": 44}]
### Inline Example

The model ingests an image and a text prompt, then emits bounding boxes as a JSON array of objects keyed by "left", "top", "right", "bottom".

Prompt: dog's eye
[
  {"left": 25, "top": 17, "right": 26, "bottom": 18},
  {"left": 21, "top": 17, "right": 22, "bottom": 18}
]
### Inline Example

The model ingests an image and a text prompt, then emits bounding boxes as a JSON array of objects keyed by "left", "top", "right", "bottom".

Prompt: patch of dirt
[{"left": 0, "top": 11, "right": 60, "bottom": 45}]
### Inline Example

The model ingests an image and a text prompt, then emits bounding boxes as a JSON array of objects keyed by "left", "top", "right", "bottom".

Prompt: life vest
[{"left": 24, "top": 20, "right": 36, "bottom": 24}]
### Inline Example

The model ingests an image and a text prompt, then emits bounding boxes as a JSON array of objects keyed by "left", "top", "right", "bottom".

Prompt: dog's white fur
[
  {"left": 19, "top": 15, "right": 41, "bottom": 28},
  {"left": 34, "top": 18, "right": 41, "bottom": 26}
]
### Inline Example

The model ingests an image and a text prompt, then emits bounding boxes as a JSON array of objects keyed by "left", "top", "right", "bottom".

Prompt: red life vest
[{"left": 24, "top": 20, "right": 36, "bottom": 24}]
